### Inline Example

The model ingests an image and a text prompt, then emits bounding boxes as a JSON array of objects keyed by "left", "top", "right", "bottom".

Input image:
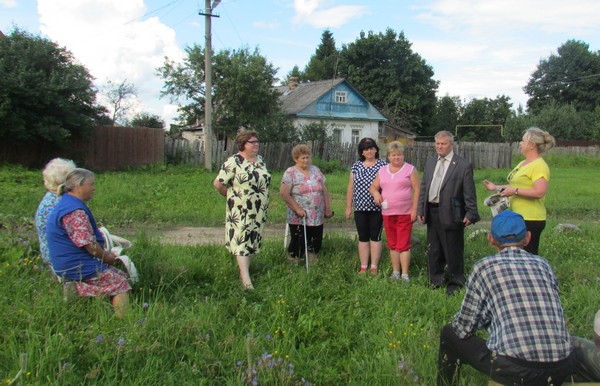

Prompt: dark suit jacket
[{"left": 417, "top": 153, "right": 480, "bottom": 230}]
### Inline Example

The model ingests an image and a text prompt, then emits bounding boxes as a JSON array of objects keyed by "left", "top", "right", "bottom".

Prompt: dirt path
[{"left": 158, "top": 223, "right": 360, "bottom": 246}]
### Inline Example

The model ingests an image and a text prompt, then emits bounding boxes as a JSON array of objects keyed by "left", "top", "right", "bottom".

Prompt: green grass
[{"left": 1, "top": 158, "right": 600, "bottom": 385}]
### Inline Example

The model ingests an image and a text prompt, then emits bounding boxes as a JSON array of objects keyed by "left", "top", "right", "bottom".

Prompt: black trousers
[
  {"left": 438, "top": 324, "right": 574, "bottom": 386},
  {"left": 287, "top": 223, "right": 323, "bottom": 258},
  {"left": 426, "top": 206, "right": 464, "bottom": 291},
  {"left": 524, "top": 220, "right": 545, "bottom": 255}
]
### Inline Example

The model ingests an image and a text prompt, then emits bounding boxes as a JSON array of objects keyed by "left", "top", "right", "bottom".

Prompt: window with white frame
[
  {"left": 335, "top": 91, "right": 347, "bottom": 104},
  {"left": 351, "top": 129, "right": 361, "bottom": 145},
  {"left": 332, "top": 129, "right": 342, "bottom": 143}
]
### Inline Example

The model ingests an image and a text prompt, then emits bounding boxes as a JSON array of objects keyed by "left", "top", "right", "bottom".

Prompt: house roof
[
  {"left": 275, "top": 78, "right": 387, "bottom": 122},
  {"left": 275, "top": 78, "right": 345, "bottom": 115}
]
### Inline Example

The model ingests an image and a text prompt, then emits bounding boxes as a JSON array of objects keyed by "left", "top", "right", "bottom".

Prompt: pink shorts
[
  {"left": 75, "top": 266, "right": 131, "bottom": 297},
  {"left": 383, "top": 214, "right": 413, "bottom": 252}
]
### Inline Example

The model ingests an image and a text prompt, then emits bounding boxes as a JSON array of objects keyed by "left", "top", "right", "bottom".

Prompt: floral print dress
[
  {"left": 216, "top": 154, "right": 271, "bottom": 256},
  {"left": 35, "top": 191, "right": 60, "bottom": 265}
]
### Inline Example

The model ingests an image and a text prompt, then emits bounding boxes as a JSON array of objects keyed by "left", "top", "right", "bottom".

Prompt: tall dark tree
[
  {"left": 304, "top": 29, "right": 339, "bottom": 81},
  {"left": 427, "top": 95, "right": 463, "bottom": 139},
  {"left": 0, "top": 28, "right": 102, "bottom": 147},
  {"left": 337, "top": 29, "right": 438, "bottom": 133},
  {"left": 525, "top": 40, "right": 600, "bottom": 113},
  {"left": 159, "top": 46, "right": 294, "bottom": 141},
  {"left": 282, "top": 65, "right": 304, "bottom": 86}
]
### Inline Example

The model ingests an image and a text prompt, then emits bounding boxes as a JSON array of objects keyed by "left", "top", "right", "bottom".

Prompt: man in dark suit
[{"left": 417, "top": 131, "right": 479, "bottom": 296}]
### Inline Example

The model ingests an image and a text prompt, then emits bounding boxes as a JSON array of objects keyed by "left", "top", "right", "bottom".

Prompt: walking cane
[
  {"left": 303, "top": 217, "right": 309, "bottom": 273},
  {"left": 283, "top": 223, "right": 289, "bottom": 250}
]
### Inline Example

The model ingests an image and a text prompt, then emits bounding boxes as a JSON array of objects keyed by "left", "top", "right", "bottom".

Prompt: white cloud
[
  {"left": 292, "top": 0, "right": 368, "bottom": 28},
  {"left": 37, "top": 0, "right": 184, "bottom": 126},
  {"left": 0, "top": 0, "right": 17, "bottom": 8},
  {"left": 416, "top": 0, "right": 600, "bottom": 35}
]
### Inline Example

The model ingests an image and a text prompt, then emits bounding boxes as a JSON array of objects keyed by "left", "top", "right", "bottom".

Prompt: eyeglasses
[
  {"left": 247, "top": 140, "right": 260, "bottom": 145},
  {"left": 507, "top": 167, "right": 519, "bottom": 181}
]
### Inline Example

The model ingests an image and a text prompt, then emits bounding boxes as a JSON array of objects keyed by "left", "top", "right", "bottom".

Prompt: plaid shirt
[{"left": 452, "top": 246, "right": 572, "bottom": 362}]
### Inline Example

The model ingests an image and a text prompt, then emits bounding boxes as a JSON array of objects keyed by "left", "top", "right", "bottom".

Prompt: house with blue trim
[{"left": 275, "top": 78, "right": 387, "bottom": 144}]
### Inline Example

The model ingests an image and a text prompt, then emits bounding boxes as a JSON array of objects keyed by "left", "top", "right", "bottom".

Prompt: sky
[{"left": 1, "top": 0, "right": 599, "bottom": 127}]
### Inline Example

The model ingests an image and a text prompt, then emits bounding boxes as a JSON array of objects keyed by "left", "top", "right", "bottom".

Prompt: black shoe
[
  {"left": 446, "top": 286, "right": 461, "bottom": 297},
  {"left": 431, "top": 283, "right": 443, "bottom": 290}
]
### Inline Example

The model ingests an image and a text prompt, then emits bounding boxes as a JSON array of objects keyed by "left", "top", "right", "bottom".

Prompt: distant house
[
  {"left": 380, "top": 123, "right": 417, "bottom": 145},
  {"left": 179, "top": 124, "right": 204, "bottom": 150},
  {"left": 275, "top": 78, "right": 387, "bottom": 144}
]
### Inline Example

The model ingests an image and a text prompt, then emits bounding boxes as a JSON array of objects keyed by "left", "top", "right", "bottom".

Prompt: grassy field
[{"left": 1, "top": 156, "right": 599, "bottom": 385}]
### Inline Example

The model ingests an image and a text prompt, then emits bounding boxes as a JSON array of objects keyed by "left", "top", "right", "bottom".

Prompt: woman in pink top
[{"left": 369, "top": 141, "right": 420, "bottom": 282}]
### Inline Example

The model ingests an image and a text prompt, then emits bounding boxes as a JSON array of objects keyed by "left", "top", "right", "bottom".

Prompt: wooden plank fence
[{"left": 165, "top": 138, "right": 515, "bottom": 170}]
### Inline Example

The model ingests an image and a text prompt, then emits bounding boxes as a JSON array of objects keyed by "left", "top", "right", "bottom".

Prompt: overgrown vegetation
[{"left": 1, "top": 158, "right": 599, "bottom": 384}]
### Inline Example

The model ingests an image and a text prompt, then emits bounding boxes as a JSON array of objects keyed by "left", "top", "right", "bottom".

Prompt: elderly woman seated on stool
[{"left": 46, "top": 168, "right": 131, "bottom": 318}]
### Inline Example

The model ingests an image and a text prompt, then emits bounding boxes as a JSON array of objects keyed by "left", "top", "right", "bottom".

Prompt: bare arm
[
  {"left": 410, "top": 168, "right": 421, "bottom": 222},
  {"left": 280, "top": 182, "right": 306, "bottom": 217},
  {"left": 369, "top": 174, "right": 382, "bottom": 206},
  {"left": 345, "top": 172, "right": 354, "bottom": 219},
  {"left": 500, "top": 177, "right": 549, "bottom": 199},
  {"left": 213, "top": 178, "right": 227, "bottom": 197},
  {"left": 84, "top": 242, "right": 117, "bottom": 265},
  {"left": 483, "top": 180, "right": 508, "bottom": 192}
]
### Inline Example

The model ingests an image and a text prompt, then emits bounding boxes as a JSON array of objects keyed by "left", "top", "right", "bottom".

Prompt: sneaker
[
  {"left": 401, "top": 274, "right": 410, "bottom": 283},
  {"left": 370, "top": 268, "right": 378, "bottom": 276},
  {"left": 389, "top": 272, "right": 402, "bottom": 281}
]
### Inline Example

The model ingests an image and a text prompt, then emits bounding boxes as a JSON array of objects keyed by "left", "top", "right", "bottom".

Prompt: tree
[
  {"left": 458, "top": 96, "right": 513, "bottom": 141},
  {"left": 427, "top": 95, "right": 463, "bottom": 138},
  {"left": 159, "top": 45, "right": 295, "bottom": 142},
  {"left": 104, "top": 79, "right": 137, "bottom": 126},
  {"left": 282, "top": 65, "right": 304, "bottom": 86},
  {"left": 525, "top": 40, "right": 600, "bottom": 113},
  {"left": 0, "top": 28, "right": 102, "bottom": 147},
  {"left": 304, "top": 29, "right": 339, "bottom": 81},
  {"left": 158, "top": 44, "right": 206, "bottom": 127},
  {"left": 130, "top": 112, "right": 164, "bottom": 129},
  {"left": 337, "top": 29, "right": 439, "bottom": 133}
]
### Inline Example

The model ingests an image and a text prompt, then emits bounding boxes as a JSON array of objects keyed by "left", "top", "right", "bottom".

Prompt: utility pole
[{"left": 199, "top": 0, "right": 220, "bottom": 171}]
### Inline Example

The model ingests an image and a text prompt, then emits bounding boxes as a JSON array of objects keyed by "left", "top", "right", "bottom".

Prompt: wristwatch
[{"left": 515, "top": 188, "right": 519, "bottom": 196}]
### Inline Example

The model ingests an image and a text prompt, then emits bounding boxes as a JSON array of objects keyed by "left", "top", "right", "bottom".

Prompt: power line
[{"left": 125, "top": 0, "right": 185, "bottom": 24}]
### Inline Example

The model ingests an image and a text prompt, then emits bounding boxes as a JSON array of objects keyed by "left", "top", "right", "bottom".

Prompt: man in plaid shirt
[{"left": 437, "top": 210, "right": 574, "bottom": 386}]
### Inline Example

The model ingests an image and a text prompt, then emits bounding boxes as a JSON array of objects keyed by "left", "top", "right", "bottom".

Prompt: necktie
[{"left": 429, "top": 157, "right": 445, "bottom": 203}]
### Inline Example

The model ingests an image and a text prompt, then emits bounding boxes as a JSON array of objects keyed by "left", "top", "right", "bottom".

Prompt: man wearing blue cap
[{"left": 437, "top": 210, "right": 574, "bottom": 386}]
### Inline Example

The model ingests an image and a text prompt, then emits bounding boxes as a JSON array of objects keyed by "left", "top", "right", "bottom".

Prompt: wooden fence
[
  {"left": 0, "top": 126, "right": 165, "bottom": 170},
  {"left": 164, "top": 138, "right": 514, "bottom": 170},
  {"left": 78, "top": 126, "right": 164, "bottom": 171}
]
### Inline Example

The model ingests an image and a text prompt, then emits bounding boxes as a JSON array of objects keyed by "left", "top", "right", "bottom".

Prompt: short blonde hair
[
  {"left": 386, "top": 141, "right": 404, "bottom": 155},
  {"left": 524, "top": 127, "right": 555, "bottom": 154},
  {"left": 292, "top": 144, "right": 311, "bottom": 161},
  {"left": 42, "top": 158, "right": 76, "bottom": 191}
]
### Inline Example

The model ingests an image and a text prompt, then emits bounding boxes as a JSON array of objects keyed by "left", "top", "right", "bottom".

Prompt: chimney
[{"left": 288, "top": 77, "right": 298, "bottom": 90}]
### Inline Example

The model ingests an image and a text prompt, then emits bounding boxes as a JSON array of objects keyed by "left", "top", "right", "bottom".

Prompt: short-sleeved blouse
[
  {"left": 216, "top": 153, "right": 271, "bottom": 256},
  {"left": 282, "top": 165, "right": 326, "bottom": 226},
  {"left": 35, "top": 191, "right": 60, "bottom": 264},
  {"left": 351, "top": 159, "right": 386, "bottom": 211},
  {"left": 508, "top": 157, "right": 550, "bottom": 221}
]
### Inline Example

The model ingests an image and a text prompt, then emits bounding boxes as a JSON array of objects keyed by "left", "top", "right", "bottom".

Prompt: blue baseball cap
[{"left": 491, "top": 210, "right": 527, "bottom": 244}]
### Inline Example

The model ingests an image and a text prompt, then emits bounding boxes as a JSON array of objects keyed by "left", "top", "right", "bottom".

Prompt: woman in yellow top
[{"left": 483, "top": 127, "right": 555, "bottom": 255}]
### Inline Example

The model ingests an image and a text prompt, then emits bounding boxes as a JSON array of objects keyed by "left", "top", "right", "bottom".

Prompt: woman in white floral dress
[{"left": 213, "top": 131, "right": 271, "bottom": 289}]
